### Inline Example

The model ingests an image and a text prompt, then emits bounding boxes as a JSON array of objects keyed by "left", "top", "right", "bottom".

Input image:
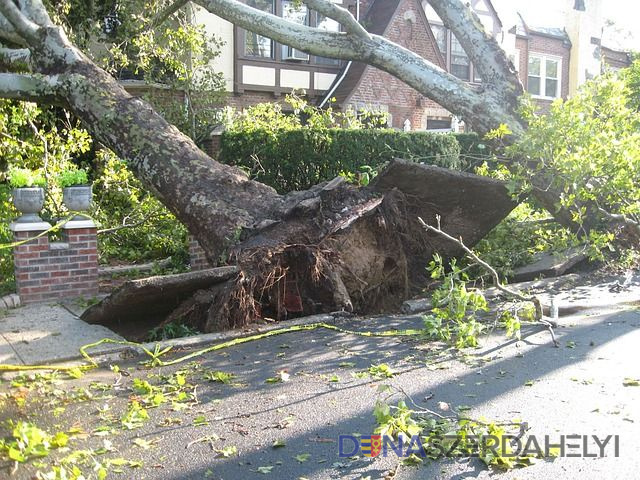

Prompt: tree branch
[
  {"left": 0, "top": 72, "right": 64, "bottom": 104},
  {"left": 16, "top": 0, "right": 53, "bottom": 27},
  {"left": 194, "top": 0, "right": 362, "bottom": 58},
  {"left": 0, "top": 0, "right": 41, "bottom": 45},
  {"left": 0, "top": 15, "right": 28, "bottom": 45},
  {"left": 151, "top": 0, "right": 189, "bottom": 29},
  {"left": 302, "top": 0, "right": 369, "bottom": 39},
  {"left": 193, "top": 0, "right": 520, "bottom": 134},
  {"left": 426, "top": 0, "right": 523, "bottom": 125},
  {"left": 418, "top": 215, "right": 559, "bottom": 347}
]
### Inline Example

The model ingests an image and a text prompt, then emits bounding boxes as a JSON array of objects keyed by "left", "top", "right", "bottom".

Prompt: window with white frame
[{"left": 527, "top": 54, "right": 561, "bottom": 99}]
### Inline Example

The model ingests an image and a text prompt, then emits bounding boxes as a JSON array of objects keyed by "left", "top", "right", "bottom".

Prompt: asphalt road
[{"left": 1, "top": 304, "right": 639, "bottom": 479}]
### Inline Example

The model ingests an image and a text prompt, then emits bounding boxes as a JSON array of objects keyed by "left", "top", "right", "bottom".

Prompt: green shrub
[
  {"left": 58, "top": 168, "right": 89, "bottom": 188},
  {"left": 218, "top": 128, "right": 462, "bottom": 193},
  {"left": 92, "top": 150, "right": 188, "bottom": 264},
  {"left": 8, "top": 168, "right": 46, "bottom": 188}
]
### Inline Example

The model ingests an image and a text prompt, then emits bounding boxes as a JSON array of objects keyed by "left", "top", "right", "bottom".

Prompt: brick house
[
  {"left": 193, "top": 0, "right": 509, "bottom": 131},
  {"left": 511, "top": 16, "right": 572, "bottom": 113},
  {"left": 148, "top": 0, "right": 631, "bottom": 131},
  {"left": 325, "top": 0, "right": 448, "bottom": 131}
]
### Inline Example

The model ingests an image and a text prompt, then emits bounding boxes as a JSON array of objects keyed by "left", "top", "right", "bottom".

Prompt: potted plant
[
  {"left": 58, "top": 168, "right": 92, "bottom": 219},
  {"left": 8, "top": 167, "right": 46, "bottom": 223}
]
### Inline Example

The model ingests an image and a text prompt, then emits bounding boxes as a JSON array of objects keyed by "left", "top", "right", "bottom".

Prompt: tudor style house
[{"left": 192, "top": 0, "right": 631, "bottom": 132}]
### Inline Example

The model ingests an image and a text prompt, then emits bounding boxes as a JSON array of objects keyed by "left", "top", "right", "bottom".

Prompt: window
[
  {"left": 527, "top": 54, "right": 561, "bottom": 98},
  {"left": 241, "top": 1, "right": 343, "bottom": 66},
  {"left": 426, "top": 118, "right": 452, "bottom": 131},
  {"left": 315, "top": 13, "right": 341, "bottom": 65},
  {"left": 431, "top": 24, "right": 447, "bottom": 58},
  {"left": 281, "top": 1, "right": 310, "bottom": 60},
  {"left": 450, "top": 36, "right": 470, "bottom": 81},
  {"left": 244, "top": 0, "right": 274, "bottom": 58}
]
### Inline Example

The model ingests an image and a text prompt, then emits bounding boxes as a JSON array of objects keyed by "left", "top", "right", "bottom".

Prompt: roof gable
[{"left": 328, "top": 0, "right": 446, "bottom": 106}]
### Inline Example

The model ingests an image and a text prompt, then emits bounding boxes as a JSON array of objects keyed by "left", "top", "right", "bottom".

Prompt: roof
[
  {"left": 323, "top": 0, "right": 445, "bottom": 107},
  {"left": 516, "top": 12, "right": 571, "bottom": 43},
  {"left": 479, "top": 0, "right": 503, "bottom": 28}
]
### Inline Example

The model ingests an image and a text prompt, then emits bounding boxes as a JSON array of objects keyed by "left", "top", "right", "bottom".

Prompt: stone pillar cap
[
  {"left": 62, "top": 219, "right": 96, "bottom": 229},
  {"left": 9, "top": 221, "right": 52, "bottom": 232}
]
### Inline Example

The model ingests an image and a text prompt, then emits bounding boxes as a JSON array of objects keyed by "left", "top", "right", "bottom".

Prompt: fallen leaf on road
[{"left": 295, "top": 453, "right": 311, "bottom": 463}]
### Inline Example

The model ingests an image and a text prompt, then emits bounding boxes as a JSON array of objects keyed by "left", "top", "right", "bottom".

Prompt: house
[
  {"left": 191, "top": 0, "right": 631, "bottom": 132},
  {"left": 510, "top": 15, "right": 572, "bottom": 113}
]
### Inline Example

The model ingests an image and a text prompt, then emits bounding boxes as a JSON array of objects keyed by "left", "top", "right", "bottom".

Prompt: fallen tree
[{"left": 0, "top": 0, "right": 634, "bottom": 331}]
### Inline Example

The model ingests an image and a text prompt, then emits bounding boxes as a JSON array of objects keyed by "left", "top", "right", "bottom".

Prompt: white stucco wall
[
  {"left": 564, "top": 0, "right": 603, "bottom": 96},
  {"left": 193, "top": 6, "right": 235, "bottom": 92}
]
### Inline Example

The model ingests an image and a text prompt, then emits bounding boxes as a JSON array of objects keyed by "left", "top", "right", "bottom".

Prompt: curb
[{"left": 51, "top": 313, "right": 342, "bottom": 368}]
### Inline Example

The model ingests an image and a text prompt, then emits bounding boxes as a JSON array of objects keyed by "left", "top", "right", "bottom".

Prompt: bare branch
[
  {"left": 194, "top": 0, "right": 523, "bottom": 134},
  {"left": 0, "top": 72, "right": 63, "bottom": 104},
  {"left": 151, "top": 0, "right": 189, "bottom": 29},
  {"left": 0, "top": 0, "right": 41, "bottom": 44},
  {"left": 17, "top": 0, "right": 53, "bottom": 27},
  {"left": 0, "top": 15, "right": 28, "bottom": 45},
  {"left": 302, "top": 0, "right": 370, "bottom": 39},
  {"left": 418, "top": 215, "right": 559, "bottom": 347},
  {"left": 195, "top": 0, "right": 361, "bottom": 58},
  {"left": 427, "top": 0, "right": 523, "bottom": 99},
  {"left": 97, "top": 208, "right": 163, "bottom": 235}
]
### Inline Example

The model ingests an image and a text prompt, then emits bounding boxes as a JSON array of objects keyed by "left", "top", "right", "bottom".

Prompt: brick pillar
[
  {"left": 202, "top": 125, "right": 225, "bottom": 159},
  {"left": 10, "top": 219, "right": 99, "bottom": 304},
  {"left": 11, "top": 221, "right": 53, "bottom": 304},
  {"left": 188, "top": 235, "right": 213, "bottom": 271}
]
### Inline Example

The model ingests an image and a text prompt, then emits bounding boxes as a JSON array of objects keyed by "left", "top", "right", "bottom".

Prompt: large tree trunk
[{"left": 60, "top": 60, "right": 285, "bottom": 263}]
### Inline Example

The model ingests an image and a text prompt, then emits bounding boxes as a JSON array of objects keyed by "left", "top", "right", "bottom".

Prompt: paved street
[{"left": 1, "top": 297, "right": 639, "bottom": 479}]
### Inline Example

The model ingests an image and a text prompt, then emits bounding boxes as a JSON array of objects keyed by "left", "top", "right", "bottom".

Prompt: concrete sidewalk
[{"left": 0, "top": 302, "right": 123, "bottom": 366}]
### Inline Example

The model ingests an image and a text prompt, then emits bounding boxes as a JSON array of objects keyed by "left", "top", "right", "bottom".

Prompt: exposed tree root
[{"left": 86, "top": 161, "right": 518, "bottom": 336}]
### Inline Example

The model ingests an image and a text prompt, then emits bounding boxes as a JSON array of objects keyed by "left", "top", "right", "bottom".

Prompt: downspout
[{"left": 318, "top": 0, "right": 360, "bottom": 108}]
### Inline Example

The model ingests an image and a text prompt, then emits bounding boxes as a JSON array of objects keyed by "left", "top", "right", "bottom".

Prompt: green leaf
[
  {"left": 215, "top": 445, "right": 238, "bottom": 457},
  {"left": 193, "top": 415, "right": 209, "bottom": 426},
  {"left": 294, "top": 453, "right": 311, "bottom": 463}
]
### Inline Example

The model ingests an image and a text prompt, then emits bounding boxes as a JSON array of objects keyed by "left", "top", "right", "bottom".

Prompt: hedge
[{"left": 218, "top": 129, "right": 463, "bottom": 193}]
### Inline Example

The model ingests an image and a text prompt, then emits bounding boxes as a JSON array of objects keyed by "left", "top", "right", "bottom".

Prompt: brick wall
[
  {"left": 346, "top": 0, "right": 445, "bottom": 129},
  {"left": 602, "top": 47, "right": 631, "bottom": 70},
  {"left": 516, "top": 33, "right": 571, "bottom": 113},
  {"left": 11, "top": 221, "right": 99, "bottom": 304},
  {"left": 188, "top": 235, "right": 213, "bottom": 271}
]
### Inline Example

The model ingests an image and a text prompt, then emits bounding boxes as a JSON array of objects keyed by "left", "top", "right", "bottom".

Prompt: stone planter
[
  {"left": 62, "top": 185, "right": 93, "bottom": 219},
  {"left": 12, "top": 187, "right": 45, "bottom": 223}
]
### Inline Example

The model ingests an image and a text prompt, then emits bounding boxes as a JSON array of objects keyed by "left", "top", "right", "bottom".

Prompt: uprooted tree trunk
[{"left": 83, "top": 161, "right": 517, "bottom": 333}]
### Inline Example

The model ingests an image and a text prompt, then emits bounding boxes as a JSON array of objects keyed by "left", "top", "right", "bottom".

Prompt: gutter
[{"left": 318, "top": 1, "right": 360, "bottom": 108}]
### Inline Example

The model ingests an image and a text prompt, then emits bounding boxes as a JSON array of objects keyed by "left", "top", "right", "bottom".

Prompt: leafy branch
[{"left": 418, "top": 215, "right": 559, "bottom": 347}]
